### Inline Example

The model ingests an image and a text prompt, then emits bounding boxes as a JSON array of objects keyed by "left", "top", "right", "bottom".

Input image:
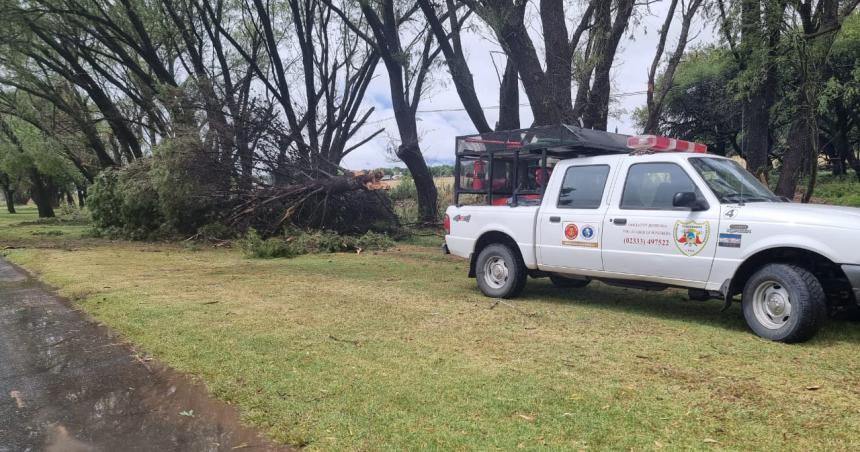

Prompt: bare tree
[
  {"left": 325, "top": 0, "right": 445, "bottom": 223},
  {"left": 579, "top": 0, "right": 636, "bottom": 130},
  {"left": 463, "top": 0, "right": 634, "bottom": 130},
  {"left": 417, "top": 0, "right": 521, "bottom": 132},
  {"left": 643, "top": 0, "right": 706, "bottom": 134},
  {"left": 206, "top": 0, "right": 381, "bottom": 180}
]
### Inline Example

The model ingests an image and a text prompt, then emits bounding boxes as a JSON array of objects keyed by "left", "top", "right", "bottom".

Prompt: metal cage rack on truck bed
[{"left": 453, "top": 125, "right": 631, "bottom": 207}]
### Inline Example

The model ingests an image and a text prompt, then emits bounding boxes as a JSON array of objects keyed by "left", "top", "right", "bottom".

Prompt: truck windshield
[{"left": 689, "top": 157, "right": 780, "bottom": 203}]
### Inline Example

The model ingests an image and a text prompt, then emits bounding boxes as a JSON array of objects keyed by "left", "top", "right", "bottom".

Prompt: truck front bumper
[{"left": 842, "top": 265, "right": 860, "bottom": 303}]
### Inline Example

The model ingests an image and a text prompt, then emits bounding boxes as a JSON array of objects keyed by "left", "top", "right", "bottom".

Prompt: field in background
[
  {"left": 2, "top": 206, "right": 860, "bottom": 450},
  {"left": 388, "top": 176, "right": 454, "bottom": 224}
]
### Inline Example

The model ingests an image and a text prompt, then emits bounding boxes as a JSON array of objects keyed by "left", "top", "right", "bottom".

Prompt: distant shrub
[
  {"left": 239, "top": 228, "right": 395, "bottom": 259},
  {"left": 391, "top": 177, "right": 453, "bottom": 225},
  {"left": 196, "top": 222, "right": 235, "bottom": 241},
  {"left": 88, "top": 161, "right": 168, "bottom": 239},
  {"left": 389, "top": 176, "right": 417, "bottom": 201}
]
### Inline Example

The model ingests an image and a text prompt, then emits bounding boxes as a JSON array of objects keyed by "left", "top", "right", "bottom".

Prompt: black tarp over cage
[{"left": 453, "top": 125, "right": 631, "bottom": 207}]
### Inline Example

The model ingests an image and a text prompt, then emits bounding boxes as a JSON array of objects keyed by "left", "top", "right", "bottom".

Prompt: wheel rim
[
  {"left": 752, "top": 281, "right": 792, "bottom": 329},
  {"left": 483, "top": 256, "right": 509, "bottom": 290}
]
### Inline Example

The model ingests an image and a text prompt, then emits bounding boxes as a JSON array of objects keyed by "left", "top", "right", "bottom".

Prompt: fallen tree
[{"left": 227, "top": 171, "right": 398, "bottom": 236}]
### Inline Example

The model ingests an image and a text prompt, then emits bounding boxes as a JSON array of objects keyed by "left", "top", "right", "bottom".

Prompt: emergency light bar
[{"left": 627, "top": 135, "right": 707, "bottom": 153}]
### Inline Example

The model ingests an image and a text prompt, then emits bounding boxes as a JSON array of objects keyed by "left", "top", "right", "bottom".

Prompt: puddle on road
[{"left": 0, "top": 259, "right": 290, "bottom": 451}]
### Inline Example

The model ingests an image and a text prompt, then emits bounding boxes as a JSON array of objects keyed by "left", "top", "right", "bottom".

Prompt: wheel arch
[
  {"left": 728, "top": 246, "right": 856, "bottom": 307},
  {"left": 468, "top": 230, "right": 522, "bottom": 278}
]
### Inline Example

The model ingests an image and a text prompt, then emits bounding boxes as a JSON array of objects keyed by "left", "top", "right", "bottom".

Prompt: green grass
[
  {"left": 0, "top": 205, "right": 91, "bottom": 244},
  {"left": 3, "top": 205, "right": 860, "bottom": 450},
  {"left": 811, "top": 175, "right": 860, "bottom": 207}
]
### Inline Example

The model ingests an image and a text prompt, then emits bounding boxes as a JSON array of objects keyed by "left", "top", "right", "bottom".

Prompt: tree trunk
[
  {"left": 0, "top": 172, "right": 14, "bottom": 213},
  {"left": 395, "top": 127, "right": 438, "bottom": 224},
  {"left": 581, "top": 0, "right": 635, "bottom": 131},
  {"left": 775, "top": 118, "right": 812, "bottom": 199},
  {"left": 2, "top": 188, "right": 15, "bottom": 214},
  {"left": 847, "top": 150, "right": 860, "bottom": 182},
  {"left": 776, "top": 0, "right": 847, "bottom": 201},
  {"left": 77, "top": 186, "right": 86, "bottom": 208},
  {"left": 497, "top": 59, "right": 520, "bottom": 130},
  {"left": 417, "top": 0, "right": 492, "bottom": 134},
  {"left": 737, "top": 0, "right": 784, "bottom": 181},
  {"left": 29, "top": 169, "right": 55, "bottom": 218}
]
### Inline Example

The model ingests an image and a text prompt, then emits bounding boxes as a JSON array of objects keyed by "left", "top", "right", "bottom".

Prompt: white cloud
[{"left": 342, "top": 2, "right": 716, "bottom": 169}]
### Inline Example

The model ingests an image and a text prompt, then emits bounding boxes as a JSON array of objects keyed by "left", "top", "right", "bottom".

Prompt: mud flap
[{"left": 720, "top": 279, "right": 733, "bottom": 312}]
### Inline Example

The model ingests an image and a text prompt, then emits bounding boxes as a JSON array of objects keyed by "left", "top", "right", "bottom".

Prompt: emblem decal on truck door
[
  {"left": 673, "top": 220, "right": 710, "bottom": 256},
  {"left": 564, "top": 223, "right": 579, "bottom": 240},
  {"left": 562, "top": 222, "right": 599, "bottom": 248}
]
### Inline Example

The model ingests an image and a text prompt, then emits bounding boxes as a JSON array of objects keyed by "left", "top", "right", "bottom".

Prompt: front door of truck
[
  {"left": 536, "top": 157, "right": 618, "bottom": 272},
  {"left": 601, "top": 160, "right": 719, "bottom": 284}
]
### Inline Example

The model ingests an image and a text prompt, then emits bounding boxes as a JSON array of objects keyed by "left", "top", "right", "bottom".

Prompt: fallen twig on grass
[
  {"left": 488, "top": 298, "right": 537, "bottom": 317},
  {"left": 132, "top": 353, "right": 153, "bottom": 373},
  {"left": 328, "top": 334, "right": 361, "bottom": 346}
]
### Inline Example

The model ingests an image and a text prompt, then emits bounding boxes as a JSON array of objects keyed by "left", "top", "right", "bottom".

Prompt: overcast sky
[{"left": 341, "top": 2, "right": 717, "bottom": 170}]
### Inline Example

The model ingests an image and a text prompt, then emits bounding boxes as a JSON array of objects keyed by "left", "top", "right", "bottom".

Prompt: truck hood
[{"left": 725, "top": 202, "right": 860, "bottom": 230}]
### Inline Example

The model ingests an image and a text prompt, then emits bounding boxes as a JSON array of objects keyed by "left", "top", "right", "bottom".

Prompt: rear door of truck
[{"left": 535, "top": 155, "right": 621, "bottom": 272}]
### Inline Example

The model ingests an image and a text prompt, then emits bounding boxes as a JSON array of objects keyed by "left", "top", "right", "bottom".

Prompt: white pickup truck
[{"left": 444, "top": 130, "right": 860, "bottom": 343}]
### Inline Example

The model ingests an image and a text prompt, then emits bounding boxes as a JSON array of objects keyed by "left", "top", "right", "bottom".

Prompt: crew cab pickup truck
[{"left": 444, "top": 130, "right": 860, "bottom": 343}]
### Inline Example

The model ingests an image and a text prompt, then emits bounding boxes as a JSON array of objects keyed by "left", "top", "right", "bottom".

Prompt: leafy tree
[
  {"left": 636, "top": 47, "right": 743, "bottom": 156},
  {"left": 0, "top": 114, "right": 80, "bottom": 217},
  {"left": 818, "top": 13, "right": 860, "bottom": 179}
]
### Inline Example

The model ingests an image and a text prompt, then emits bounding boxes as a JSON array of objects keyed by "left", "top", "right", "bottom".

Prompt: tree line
[{"left": 0, "top": 0, "right": 857, "bottom": 231}]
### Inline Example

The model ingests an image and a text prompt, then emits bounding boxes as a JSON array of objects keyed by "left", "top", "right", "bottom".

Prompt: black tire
[
  {"left": 742, "top": 264, "right": 827, "bottom": 343},
  {"left": 475, "top": 243, "right": 527, "bottom": 298},
  {"left": 549, "top": 274, "right": 591, "bottom": 288}
]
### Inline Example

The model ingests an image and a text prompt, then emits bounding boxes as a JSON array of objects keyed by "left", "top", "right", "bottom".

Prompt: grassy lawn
[{"left": 2, "top": 205, "right": 860, "bottom": 450}]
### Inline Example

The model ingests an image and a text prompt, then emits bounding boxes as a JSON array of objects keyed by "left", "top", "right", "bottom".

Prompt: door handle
[
  {"left": 611, "top": 218, "right": 627, "bottom": 225},
  {"left": 549, "top": 216, "right": 561, "bottom": 223}
]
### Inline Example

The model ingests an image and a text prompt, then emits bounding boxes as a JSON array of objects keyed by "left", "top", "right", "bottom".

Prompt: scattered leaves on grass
[{"left": 515, "top": 414, "right": 535, "bottom": 422}]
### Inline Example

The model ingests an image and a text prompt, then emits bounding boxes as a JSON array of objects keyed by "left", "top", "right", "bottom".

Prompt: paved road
[{"left": 0, "top": 258, "right": 286, "bottom": 452}]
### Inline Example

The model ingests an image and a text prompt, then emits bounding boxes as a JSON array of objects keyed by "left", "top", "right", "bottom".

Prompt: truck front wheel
[
  {"left": 742, "top": 264, "right": 827, "bottom": 343},
  {"left": 475, "top": 244, "right": 527, "bottom": 298}
]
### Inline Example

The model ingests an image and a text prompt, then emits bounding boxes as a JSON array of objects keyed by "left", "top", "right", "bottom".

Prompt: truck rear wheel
[
  {"left": 742, "top": 264, "right": 827, "bottom": 343},
  {"left": 476, "top": 244, "right": 527, "bottom": 298},
  {"left": 549, "top": 275, "right": 591, "bottom": 288}
]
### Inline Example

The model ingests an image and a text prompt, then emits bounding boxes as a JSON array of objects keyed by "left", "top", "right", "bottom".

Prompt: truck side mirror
[{"left": 673, "top": 192, "right": 708, "bottom": 211}]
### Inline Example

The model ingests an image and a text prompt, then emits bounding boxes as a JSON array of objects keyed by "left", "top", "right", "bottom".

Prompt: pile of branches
[{"left": 227, "top": 171, "right": 398, "bottom": 236}]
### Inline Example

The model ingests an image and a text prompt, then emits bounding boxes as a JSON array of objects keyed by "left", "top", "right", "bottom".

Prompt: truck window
[
  {"left": 620, "top": 162, "right": 698, "bottom": 210},
  {"left": 557, "top": 165, "right": 610, "bottom": 209}
]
